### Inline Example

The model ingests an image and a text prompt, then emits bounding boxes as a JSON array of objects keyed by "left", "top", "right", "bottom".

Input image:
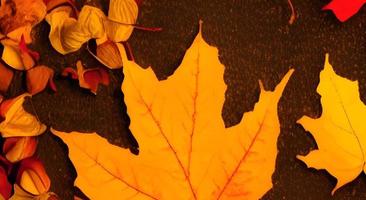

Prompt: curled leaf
[
  {"left": 1, "top": 39, "right": 24, "bottom": 70},
  {"left": 76, "top": 61, "right": 110, "bottom": 94},
  {"left": 46, "top": 5, "right": 106, "bottom": 54},
  {"left": 17, "top": 157, "right": 51, "bottom": 196},
  {"left": 104, "top": 0, "right": 138, "bottom": 42},
  {"left": 26, "top": 65, "right": 56, "bottom": 95},
  {"left": 0, "top": 94, "right": 46, "bottom": 138},
  {"left": 3, "top": 137, "right": 38, "bottom": 163},
  {"left": 0, "top": 167, "right": 11, "bottom": 200},
  {"left": 1, "top": 36, "right": 39, "bottom": 70},
  {"left": 0, "top": 62, "right": 14, "bottom": 93}
]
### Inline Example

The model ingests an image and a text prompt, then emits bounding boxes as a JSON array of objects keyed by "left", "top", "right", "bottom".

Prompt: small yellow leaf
[
  {"left": 297, "top": 54, "right": 366, "bottom": 194},
  {"left": 0, "top": 94, "right": 46, "bottom": 137},
  {"left": 1, "top": 40, "right": 24, "bottom": 70},
  {"left": 52, "top": 23, "right": 293, "bottom": 200},
  {"left": 95, "top": 40, "right": 123, "bottom": 69},
  {"left": 104, "top": 0, "right": 138, "bottom": 42}
]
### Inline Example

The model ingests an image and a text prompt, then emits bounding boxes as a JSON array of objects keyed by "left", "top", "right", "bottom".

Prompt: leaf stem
[
  {"left": 107, "top": 19, "right": 162, "bottom": 32},
  {"left": 287, "top": 0, "right": 296, "bottom": 25}
]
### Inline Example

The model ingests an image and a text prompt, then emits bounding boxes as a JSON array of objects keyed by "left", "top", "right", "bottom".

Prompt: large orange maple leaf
[{"left": 52, "top": 23, "right": 293, "bottom": 200}]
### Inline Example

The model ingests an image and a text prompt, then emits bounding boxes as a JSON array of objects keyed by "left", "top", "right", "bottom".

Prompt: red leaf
[
  {"left": 3, "top": 137, "right": 38, "bottom": 163},
  {"left": 0, "top": 167, "right": 11, "bottom": 200},
  {"left": 323, "top": 0, "right": 366, "bottom": 22},
  {"left": 19, "top": 35, "right": 40, "bottom": 61},
  {"left": 0, "top": 156, "right": 12, "bottom": 175},
  {"left": 26, "top": 65, "right": 56, "bottom": 95},
  {"left": 61, "top": 67, "right": 78, "bottom": 79},
  {"left": 83, "top": 67, "right": 110, "bottom": 94},
  {"left": 0, "top": 63, "right": 14, "bottom": 93},
  {"left": 76, "top": 61, "right": 110, "bottom": 94}
]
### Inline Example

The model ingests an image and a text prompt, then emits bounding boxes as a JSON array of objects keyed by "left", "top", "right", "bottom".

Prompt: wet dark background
[{"left": 3, "top": 0, "right": 366, "bottom": 199}]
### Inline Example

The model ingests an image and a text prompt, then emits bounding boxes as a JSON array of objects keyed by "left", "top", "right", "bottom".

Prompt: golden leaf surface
[
  {"left": 52, "top": 24, "right": 293, "bottom": 200},
  {"left": 297, "top": 54, "right": 366, "bottom": 194}
]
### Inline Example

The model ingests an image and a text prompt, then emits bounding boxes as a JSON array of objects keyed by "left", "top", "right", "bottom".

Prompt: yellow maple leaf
[
  {"left": 52, "top": 23, "right": 293, "bottom": 200},
  {"left": 297, "top": 54, "right": 366, "bottom": 194}
]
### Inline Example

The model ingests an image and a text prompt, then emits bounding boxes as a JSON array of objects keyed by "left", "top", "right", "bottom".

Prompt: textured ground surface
[{"left": 4, "top": 0, "right": 366, "bottom": 199}]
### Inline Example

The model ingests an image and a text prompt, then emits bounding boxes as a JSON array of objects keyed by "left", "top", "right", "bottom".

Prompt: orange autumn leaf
[
  {"left": 52, "top": 23, "right": 293, "bottom": 200},
  {"left": 297, "top": 54, "right": 366, "bottom": 194},
  {"left": 16, "top": 157, "right": 51, "bottom": 196},
  {"left": 3, "top": 137, "right": 38, "bottom": 163},
  {"left": 26, "top": 65, "right": 56, "bottom": 95}
]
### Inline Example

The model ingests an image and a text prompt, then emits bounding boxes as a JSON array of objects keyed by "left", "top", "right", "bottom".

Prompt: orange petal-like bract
[
  {"left": 0, "top": 94, "right": 47, "bottom": 137},
  {"left": 3, "top": 137, "right": 38, "bottom": 163},
  {"left": 95, "top": 40, "right": 123, "bottom": 69},
  {"left": 10, "top": 184, "right": 57, "bottom": 200},
  {"left": 26, "top": 65, "right": 56, "bottom": 95},
  {"left": 52, "top": 23, "right": 293, "bottom": 200},
  {"left": 17, "top": 157, "right": 51, "bottom": 196}
]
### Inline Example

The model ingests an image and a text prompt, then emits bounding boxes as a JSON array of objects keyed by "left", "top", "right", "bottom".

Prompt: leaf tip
[
  {"left": 199, "top": 20, "right": 203, "bottom": 32},
  {"left": 258, "top": 80, "right": 264, "bottom": 91},
  {"left": 274, "top": 68, "right": 294, "bottom": 96}
]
